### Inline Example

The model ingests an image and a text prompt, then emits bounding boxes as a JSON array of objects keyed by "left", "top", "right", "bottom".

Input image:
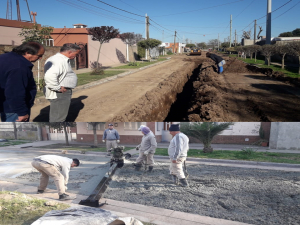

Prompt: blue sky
[{"left": 1, "top": 0, "right": 299, "bottom": 44}]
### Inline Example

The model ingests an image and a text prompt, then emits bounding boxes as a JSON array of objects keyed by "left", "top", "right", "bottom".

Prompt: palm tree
[{"left": 180, "top": 122, "right": 234, "bottom": 153}]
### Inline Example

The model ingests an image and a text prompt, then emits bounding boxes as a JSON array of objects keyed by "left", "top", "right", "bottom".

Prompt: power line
[
  {"left": 77, "top": 0, "right": 144, "bottom": 23},
  {"left": 151, "top": 0, "right": 243, "bottom": 17},
  {"left": 56, "top": 0, "right": 144, "bottom": 24},
  {"left": 234, "top": 0, "right": 257, "bottom": 19},
  {"left": 256, "top": 0, "right": 293, "bottom": 21},
  {"left": 118, "top": 0, "right": 144, "bottom": 14},
  {"left": 96, "top": 0, "right": 144, "bottom": 17},
  {"left": 149, "top": 18, "right": 173, "bottom": 33}
]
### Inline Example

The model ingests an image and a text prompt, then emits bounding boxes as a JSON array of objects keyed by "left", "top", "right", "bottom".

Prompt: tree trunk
[
  {"left": 63, "top": 123, "right": 69, "bottom": 146},
  {"left": 96, "top": 43, "right": 103, "bottom": 68},
  {"left": 13, "top": 122, "right": 17, "bottom": 140},
  {"left": 93, "top": 124, "right": 98, "bottom": 147},
  {"left": 281, "top": 54, "right": 286, "bottom": 69},
  {"left": 131, "top": 45, "right": 135, "bottom": 62},
  {"left": 255, "top": 52, "right": 257, "bottom": 62},
  {"left": 298, "top": 56, "right": 300, "bottom": 75},
  {"left": 250, "top": 52, "right": 253, "bottom": 60},
  {"left": 268, "top": 56, "right": 271, "bottom": 66},
  {"left": 203, "top": 146, "right": 213, "bottom": 153}
]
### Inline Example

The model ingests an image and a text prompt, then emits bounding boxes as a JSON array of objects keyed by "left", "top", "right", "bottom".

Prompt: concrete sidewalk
[
  {"left": 0, "top": 180, "right": 250, "bottom": 225},
  {"left": 5, "top": 140, "right": 300, "bottom": 154}
]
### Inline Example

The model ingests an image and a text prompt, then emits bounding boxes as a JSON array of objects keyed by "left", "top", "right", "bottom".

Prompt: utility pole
[
  {"left": 266, "top": 0, "right": 272, "bottom": 44},
  {"left": 235, "top": 30, "right": 237, "bottom": 47},
  {"left": 145, "top": 13, "right": 149, "bottom": 59},
  {"left": 173, "top": 31, "right": 177, "bottom": 53},
  {"left": 230, "top": 14, "right": 232, "bottom": 47},
  {"left": 254, "top": 19, "right": 257, "bottom": 44},
  {"left": 16, "top": 0, "right": 21, "bottom": 21}
]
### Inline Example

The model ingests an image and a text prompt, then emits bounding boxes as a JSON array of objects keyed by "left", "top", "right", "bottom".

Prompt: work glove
[
  {"left": 102, "top": 140, "right": 105, "bottom": 143},
  {"left": 117, "top": 140, "right": 120, "bottom": 143},
  {"left": 136, "top": 146, "right": 139, "bottom": 151},
  {"left": 144, "top": 150, "right": 149, "bottom": 155}
]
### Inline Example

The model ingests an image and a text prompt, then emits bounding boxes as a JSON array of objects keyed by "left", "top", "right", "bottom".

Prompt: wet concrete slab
[{"left": 0, "top": 149, "right": 112, "bottom": 196}]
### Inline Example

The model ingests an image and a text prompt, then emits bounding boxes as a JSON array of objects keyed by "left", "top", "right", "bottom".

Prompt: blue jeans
[{"left": 1, "top": 113, "right": 19, "bottom": 122}]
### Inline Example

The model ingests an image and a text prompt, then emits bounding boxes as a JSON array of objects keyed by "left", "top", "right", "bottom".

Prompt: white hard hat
[{"left": 138, "top": 125, "right": 146, "bottom": 131}]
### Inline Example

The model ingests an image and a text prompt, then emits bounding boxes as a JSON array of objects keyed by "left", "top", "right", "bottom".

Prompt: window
[
  {"left": 42, "top": 39, "right": 54, "bottom": 46},
  {"left": 124, "top": 122, "right": 145, "bottom": 130},
  {"left": 87, "top": 123, "right": 106, "bottom": 130}
]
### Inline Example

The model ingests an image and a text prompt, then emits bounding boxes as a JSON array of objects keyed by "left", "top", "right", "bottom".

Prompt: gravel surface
[{"left": 103, "top": 162, "right": 300, "bottom": 225}]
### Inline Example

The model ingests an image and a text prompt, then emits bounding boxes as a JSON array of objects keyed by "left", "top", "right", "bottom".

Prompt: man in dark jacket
[
  {"left": 206, "top": 52, "right": 226, "bottom": 74},
  {"left": 0, "top": 42, "right": 45, "bottom": 122}
]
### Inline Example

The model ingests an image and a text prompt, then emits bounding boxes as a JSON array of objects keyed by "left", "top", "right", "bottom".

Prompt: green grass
[
  {"left": 0, "top": 140, "right": 32, "bottom": 146},
  {"left": 0, "top": 191, "right": 69, "bottom": 225},
  {"left": 113, "top": 58, "right": 168, "bottom": 69},
  {"left": 76, "top": 70, "right": 126, "bottom": 85},
  {"left": 34, "top": 70, "right": 126, "bottom": 97},
  {"left": 155, "top": 148, "right": 300, "bottom": 164},
  {"left": 229, "top": 54, "right": 300, "bottom": 78}
]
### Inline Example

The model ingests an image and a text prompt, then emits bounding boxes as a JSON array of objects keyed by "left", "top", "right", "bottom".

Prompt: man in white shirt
[
  {"left": 44, "top": 43, "right": 81, "bottom": 122},
  {"left": 31, "top": 155, "right": 80, "bottom": 201},
  {"left": 168, "top": 124, "right": 189, "bottom": 187}
]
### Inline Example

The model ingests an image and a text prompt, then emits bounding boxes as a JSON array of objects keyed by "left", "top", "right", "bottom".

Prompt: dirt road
[{"left": 31, "top": 54, "right": 300, "bottom": 122}]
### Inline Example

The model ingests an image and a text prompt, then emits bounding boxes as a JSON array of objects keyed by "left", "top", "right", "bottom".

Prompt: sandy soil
[
  {"left": 30, "top": 55, "right": 200, "bottom": 122},
  {"left": 30, "top": 54, "right": 300, "bottom": 122},
  {"left": 103, "top": 163, "right": 300, "bottom": 225}
]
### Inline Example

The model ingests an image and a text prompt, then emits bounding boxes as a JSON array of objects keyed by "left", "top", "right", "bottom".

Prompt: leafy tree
[
  {"left": 197, "top": 42, "right": 206, "bottom": 49},
  {"left": 275, "top": 44, "right": 292, "bottom": 69},
  {"left": 180, "top": 122, "right": 234, "bottom": 153},
  {"left": 19, "top": 23, "right": 53, "bottom": 43},
  {"left": 289, "top": 41, "right": 300, "bottom": 74},
  {"left": 279, "top": 32, "right": 293, "bottom": 37},
  {"left": 260, "top": 45, "right": 276, "bottom": 66},
  {"left": 252, "top": 45, "right": 261, "bottom": 62},
  {"left": 245, "top": 45, "right": 258, "bottom": 60},
  {"left": 292, "top": 28, "right": 300, "bottom": 37},
  {"left": 87, "top": 122, "right": 106, "bottom": 146},
  {"left": 137, "top": 38, "right": 162, "bottom": 59},
  {"left": 186, "top": 44, "right": 196, "bottom": 48},
  {"left": 207, "top": 39, "right": 218, "bottom": 49},
  {"left": 88, "top": 26, "right": 119, "bottom": 68},
  {"left": 221, "top": 42, "right": 230, "bottom": 48}
]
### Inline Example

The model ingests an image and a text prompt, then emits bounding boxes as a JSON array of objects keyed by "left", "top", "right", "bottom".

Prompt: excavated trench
[{"left": 111, "top": 55, "right": 300, "bottom": 122}]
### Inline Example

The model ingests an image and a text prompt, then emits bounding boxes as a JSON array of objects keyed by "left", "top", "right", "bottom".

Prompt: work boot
[
  {"left": 134, "top": 163, "right": 143, "bottom": 171},
  {"left": 148, "top": 166, "right": 153, "bottom": 172},
  {"left": 179, "top": 178, "right": 189, "bottom": 187},
  {"left": 171, "top": 175, "right": 179, "bottom": 185},
  {"left": 59, "top": 193, "right": 74, "bottom": 201},
  {"left": 37, "top": 190, "right": 44, "bottom": 194}
]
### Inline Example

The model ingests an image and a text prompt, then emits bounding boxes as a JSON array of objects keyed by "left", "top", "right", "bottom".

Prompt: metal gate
[{"left": 76, "top": 43, "right": 88, "bottom": 69}]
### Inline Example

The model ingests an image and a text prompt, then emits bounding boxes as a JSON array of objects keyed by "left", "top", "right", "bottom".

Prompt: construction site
[
  {"left": 30, "top": 53, "right": 300, "bottom": 122},
  {"left": 1, "top": 142, "right": 300, "bottom": 225}
]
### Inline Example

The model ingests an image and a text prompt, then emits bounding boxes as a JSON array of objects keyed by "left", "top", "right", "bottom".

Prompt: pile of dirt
[
  {"left": 185, "top": 56, "right": 300, "bottom": 122},
  {"left": 187, "top": 60, "right": 231, "bottom": 121},
  {"left": 103, "top": 163, "right": 300, "bottom": 225}
]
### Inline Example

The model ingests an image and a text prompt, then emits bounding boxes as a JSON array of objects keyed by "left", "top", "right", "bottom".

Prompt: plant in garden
[
  {"left": 260, "top": 44, "right": 276, "bottom": 66},
  {"left": 289, "top": 41, "right": 300, "bottom": 74},
  {"left": 137, "top": 38, "right": 162, "bottom": 60},
  {"left": 275, "top": 44, "right": 292, "bottom": 69},
  {"left": 241, "top": 147, "right": 257, "bottom": 155},
  {"left": 19, "top": 23, "right": 53, "bottom": 43},
  {"left": 186, "top": 43, "right": 196, "bottom": 48},
  {"left": 180, "top": 122, "right": 234, "bottom": 153},
  {"left": 88, "top": 26, "right": 119, "bottom": 69}
]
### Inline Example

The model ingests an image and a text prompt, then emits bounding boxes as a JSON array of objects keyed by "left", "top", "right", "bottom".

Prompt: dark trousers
[{"left": 48, "top": 89, "right": 72, "bottom": 122}]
